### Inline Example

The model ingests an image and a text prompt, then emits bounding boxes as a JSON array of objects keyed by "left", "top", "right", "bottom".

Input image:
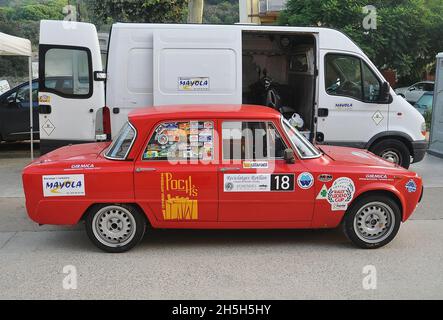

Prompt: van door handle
[
  {"left": 318, "top": 108, "right": 329, "bottom": 117},
  {"left": 38, "top": 105, "right": 51, "bottom": 114},
  {"left": 219, "top": 167, "right": 240, "bottom": 172},
  {"left": 135, "top": 167, "right": 157, "bottom": 173}
]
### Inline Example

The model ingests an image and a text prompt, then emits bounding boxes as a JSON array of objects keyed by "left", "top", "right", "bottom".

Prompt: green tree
[
  {"left": 85, "top": 0, "right": 188, "bottom": 27},
  {"left": 203, "top": 0, "right": 238, "bottom": 24},
  {"left": 279, "top": 0, "right": 443, "bottom": 83}
]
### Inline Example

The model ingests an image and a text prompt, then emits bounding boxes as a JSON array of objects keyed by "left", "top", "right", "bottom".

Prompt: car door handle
[
  {"left": 135, "top": 167, "right": 157, "bottom": 173},
  {"left": 219, "top": 167, "right": 240, "bottom": 172}
]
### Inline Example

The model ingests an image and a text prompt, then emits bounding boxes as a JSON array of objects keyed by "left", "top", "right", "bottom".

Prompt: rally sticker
[
  {"left": 405, "top": 179, "right": 417, "bottom": 193},
  {"left": 327, "top": 177, "right": 355, "bottom": 211},
  {"left": 297, "top": 172, "right": 314, "bottom": 189},
  {"left": 243, "top": 161, "right": 269, "bottom": 169},
  {"left": 224, "top": 174, "right": 294, "bottom": 192},
  {"left": 42, "top": 174, "right": 85, "bottom": 197}
]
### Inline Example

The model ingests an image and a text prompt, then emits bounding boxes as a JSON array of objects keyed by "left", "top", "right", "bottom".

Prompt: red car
[{"left": 22, "top": 105, "right": 423, "bottom": 252}]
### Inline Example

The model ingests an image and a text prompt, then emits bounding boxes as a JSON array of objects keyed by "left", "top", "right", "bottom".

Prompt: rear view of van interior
[{"left": 242, "top": 31, "right": 316, "bottom": 135}]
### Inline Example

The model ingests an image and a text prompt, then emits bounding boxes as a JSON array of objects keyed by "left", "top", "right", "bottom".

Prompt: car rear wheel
[
  {"left": 342, "top": 194, "right": 401, "bottom": 249},
  {"left": 85, "top": 204, "right": 146, "bottom": 253},
  {"left": 370, "top": 139, "right": 411, "bottom": 169}
]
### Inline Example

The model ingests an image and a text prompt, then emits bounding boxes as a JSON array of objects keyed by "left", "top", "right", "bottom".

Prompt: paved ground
[{"left": 0, "top": 142, "right": 442, "bottom": 299}]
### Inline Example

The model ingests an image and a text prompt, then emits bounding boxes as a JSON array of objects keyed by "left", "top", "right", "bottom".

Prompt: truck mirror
[
  {"left": 380, "top": 81, "right": 391, "bottom": 103},
  {"left": 284, "top": 148, "right": 296, "bottom": 164}
]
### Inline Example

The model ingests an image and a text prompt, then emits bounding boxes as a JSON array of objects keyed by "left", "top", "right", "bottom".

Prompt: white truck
[{"left": 37, "top": 20, "right": 427, "bottom": 168}]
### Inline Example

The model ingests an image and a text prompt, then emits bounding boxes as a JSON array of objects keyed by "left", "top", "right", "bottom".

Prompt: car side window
[
  {"left": 15, "top": 82, "right": 38, "bottom": 107},
  {"left": 222, "top": 121, "right": 287, "bottom": 160},
  {"left": 143, "top": 120, "right": 214, "bottom": 161}
]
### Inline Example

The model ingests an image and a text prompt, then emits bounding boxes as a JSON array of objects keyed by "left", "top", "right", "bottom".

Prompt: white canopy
[
  {"left": 0, "top": 32, "right": 32, "bottom": 57},
  {"left": 0, "top": 32, "right": 34, "bottom": 159}
]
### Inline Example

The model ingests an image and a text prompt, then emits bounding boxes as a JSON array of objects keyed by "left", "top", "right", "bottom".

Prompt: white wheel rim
[
  {"left": 92, "top": 206, "right": 136, "bottom": 248},
  {"left": 353, "top": 201, "right": 396, "bottom": 244}
]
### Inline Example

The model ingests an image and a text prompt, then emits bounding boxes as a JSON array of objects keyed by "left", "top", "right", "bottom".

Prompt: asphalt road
[{"left": 0, "top": 143, "right": 442, "bottom": 299}]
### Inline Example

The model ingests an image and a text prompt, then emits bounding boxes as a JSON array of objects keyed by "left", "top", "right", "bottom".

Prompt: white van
[{"left": 37, "top": 20, "right": 427, "bottom": 168}]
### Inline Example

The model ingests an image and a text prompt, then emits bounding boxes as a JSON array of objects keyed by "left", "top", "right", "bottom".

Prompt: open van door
[
  {"left": 152, "top": 27, "right": 242, "bottom": 106},
  {"left": 38, "top": 20, "right": 105, "bottom": 154}
]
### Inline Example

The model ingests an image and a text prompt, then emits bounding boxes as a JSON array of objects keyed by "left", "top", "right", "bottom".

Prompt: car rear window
[{"left": 105, "top": 122, "right": 136, "bottom": 160}]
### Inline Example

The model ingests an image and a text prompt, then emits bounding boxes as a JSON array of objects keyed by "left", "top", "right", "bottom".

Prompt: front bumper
[{"left": 411, "top": 140, "right": 428, "bottom": 163}]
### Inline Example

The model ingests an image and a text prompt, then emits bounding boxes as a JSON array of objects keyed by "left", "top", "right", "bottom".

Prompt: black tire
[
  {"left": 370, "top": 139, "right": 411, "bottom": 169},
  {"left": 342, "top": 194, "right": 401, "bottom": 249},
  {"left": 85, "top": 204, "right": 146, "bottom": 253}
]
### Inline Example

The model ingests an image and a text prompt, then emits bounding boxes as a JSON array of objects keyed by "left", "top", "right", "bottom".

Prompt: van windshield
[
  {"left": 105, "top": 122, "right": 136, "bottom": 160},
  {"left": 281, "top": 117, "right": 321, "bottom": 158}
]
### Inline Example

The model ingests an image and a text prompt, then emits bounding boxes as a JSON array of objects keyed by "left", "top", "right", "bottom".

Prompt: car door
[
  {"left": 134, "top": 119, "right": 218, "bottom": 223},
  {"left": 218, "top": 119, "right": 315, "bottom": 222},
  {"left": 317, "top": 52, "right": 388, "bottom": 145},
  {"left": 1, "top": 82, "right": 38, "bottom": 140}
]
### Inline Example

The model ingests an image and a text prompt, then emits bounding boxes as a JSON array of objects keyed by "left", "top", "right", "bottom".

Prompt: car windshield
[
  {"left": 281, "top": 117, "right": 321, "bottom": 158},
  {"left": 105, "top": 121, "right": 136, "bottom": 160},
  {"left": 416, "top": 94, "right": 433, "bottom": 109}
]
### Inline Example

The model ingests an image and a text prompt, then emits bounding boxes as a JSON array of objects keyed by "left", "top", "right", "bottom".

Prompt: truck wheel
[
  {"left": 370, "top": 139, "right": 411, "bottom": 168},
  {"left": 342, "top": 194, "right": 401, "bottom": 249},
  {"left": 85, "top": 204, "right": 146, "bottom": 253}
]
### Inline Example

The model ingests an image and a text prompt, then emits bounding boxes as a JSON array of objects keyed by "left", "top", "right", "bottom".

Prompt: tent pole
[{"left": 29, "top": 56, "right": 33, "bottom": 161}]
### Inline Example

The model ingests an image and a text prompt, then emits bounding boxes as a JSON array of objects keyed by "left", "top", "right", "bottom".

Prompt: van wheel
[
  {"left": 342, "top": 194, "right": 401, "bottom": 249},
  {"left": 370, "top": 139, "right": 411, "bottom": 168},
  {"left": 85, "top": 204, "right": 146, "bottom": 253}
]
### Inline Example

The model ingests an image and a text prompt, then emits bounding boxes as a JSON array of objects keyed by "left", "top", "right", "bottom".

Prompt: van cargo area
[{"left": 242, "top": 31, "right": 316, "bottom": 137}]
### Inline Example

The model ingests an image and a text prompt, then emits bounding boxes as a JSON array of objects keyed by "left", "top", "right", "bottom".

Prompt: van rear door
[
  {"left": 152, "top": 27, "right": 242, "bottom": 106},
  {"left": 38, "top": 20, "right": 105, "bottom": 154}
]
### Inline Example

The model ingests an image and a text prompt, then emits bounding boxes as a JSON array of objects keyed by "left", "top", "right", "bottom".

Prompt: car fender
[{"left": 351, "top": 182, "right": 407, "bottom": 220}]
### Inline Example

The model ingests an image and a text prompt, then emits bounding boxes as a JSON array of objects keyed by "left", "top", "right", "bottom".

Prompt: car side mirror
[
  {"left": 409, "top": 87, "right": 416, "bottom": 91},
  {"left": 283, "top": 148, "right": 296, "bottom": 164},
  {"left": 379, "top": 81, "right": 391, "bottom": 103}
]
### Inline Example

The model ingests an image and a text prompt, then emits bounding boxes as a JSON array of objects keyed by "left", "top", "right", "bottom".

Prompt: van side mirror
[
  {"left": 379, "top": 81, "right": 391, "bottom": 103},
  {"left": 283, "top": 148, "right": 296, "bottom": 164}
]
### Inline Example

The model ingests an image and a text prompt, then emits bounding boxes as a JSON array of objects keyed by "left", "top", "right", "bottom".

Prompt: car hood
[
  {"left": 317, "top": 145, "right": 399, "bottom": 168},
  {"left": 35, "top": 142, "right": 111, "bottom": 163}
]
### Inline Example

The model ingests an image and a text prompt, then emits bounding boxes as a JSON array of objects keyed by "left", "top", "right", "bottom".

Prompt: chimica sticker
[
  {"left": 178, "top": 77, "right": 209, "bottom": 91},
  {"left": 42, "top": 174, "right": 85, "bottom": 197}
]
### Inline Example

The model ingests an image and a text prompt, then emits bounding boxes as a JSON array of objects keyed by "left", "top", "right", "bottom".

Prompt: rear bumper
[{"left": 411, "top": 140, "right": 428, "bottom": 163}]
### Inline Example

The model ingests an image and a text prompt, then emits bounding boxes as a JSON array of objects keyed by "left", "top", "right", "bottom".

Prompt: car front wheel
[
  {"left": 342, "top": 194, "right": 401, "bottom": 249},
  {"left": 85, "top": 204, "right": 146, "bottom": 253}
]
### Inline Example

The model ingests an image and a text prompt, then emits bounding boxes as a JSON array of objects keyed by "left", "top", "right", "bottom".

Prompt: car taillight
[{"left": 103, "top": 106, "right": 111, "bottom": 139}]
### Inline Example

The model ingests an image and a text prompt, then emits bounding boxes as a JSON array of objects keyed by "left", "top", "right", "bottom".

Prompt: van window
[
  {"left": 143, "top": 121, "right": 214, "bottom": 161},
  {"left": 222, "top": 121, "right": 286, "bottom": 160},
  {"left": 43, "top": 47, "right": 91, "bottom": 97},
  {"left": 325, "top": 54, "right": 382, "bottom": 103}
]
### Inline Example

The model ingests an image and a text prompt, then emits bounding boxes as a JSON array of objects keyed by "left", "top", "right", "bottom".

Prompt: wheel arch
[
  {"left": 366, "top": 131, "right": 413, "bottom": 156},
  {"left": 343, "top": 188, "right": 405, "bottom": 224},
  {"left": 80, "top": 202, "right": 153, "bottom": 227}
]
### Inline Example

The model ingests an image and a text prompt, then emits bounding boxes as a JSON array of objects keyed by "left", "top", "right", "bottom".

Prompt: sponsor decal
[
  {"left": 161, "top": 173, "right": 198, "bottom": 220},
  {"left": 327, "top": 177, "right": 355, "bottom": 211},
  {"left": 224, "top": 174, "right": 294, "bottom": 192},
  {"left": 297, "top": 172, "right": 314, "bottom": 189},
  {"left": 243, "top": 161, "right": 269, "bottom": 169},
  {"left": 405, "top": 179, "right": 417, "bottom": 193},
  {"left": 39, "top": 94, "right": 51, "bottom": 104},
  {"left": 157, "top": 134, "right": 169, "bottom": 145},
  {"left": 318, "top": 174, "right": 333, "bottom": 182},
  {"left": 359, "top": 174, "right": 393, "bottom": 181},
  {"left": 316, "top": 184, "right": 329, "bottom": 200},
  {"left": 42, "top": 174, "right": 85, "bottom": 197},
  {"left": 178, "top": 77, "right": 209, "bottom": 91},
  {"left": 66, "top": 163, "right": 98, "bottom": 171}
]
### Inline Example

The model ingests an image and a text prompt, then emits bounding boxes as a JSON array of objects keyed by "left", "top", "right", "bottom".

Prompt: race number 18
[{"left": 271, "top": 174, "right": 294, "bottom": 191}]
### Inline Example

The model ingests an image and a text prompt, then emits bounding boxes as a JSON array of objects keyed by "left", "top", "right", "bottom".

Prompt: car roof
[{"left": 128, "top": 104, "right": 282, "bottom": 121}]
